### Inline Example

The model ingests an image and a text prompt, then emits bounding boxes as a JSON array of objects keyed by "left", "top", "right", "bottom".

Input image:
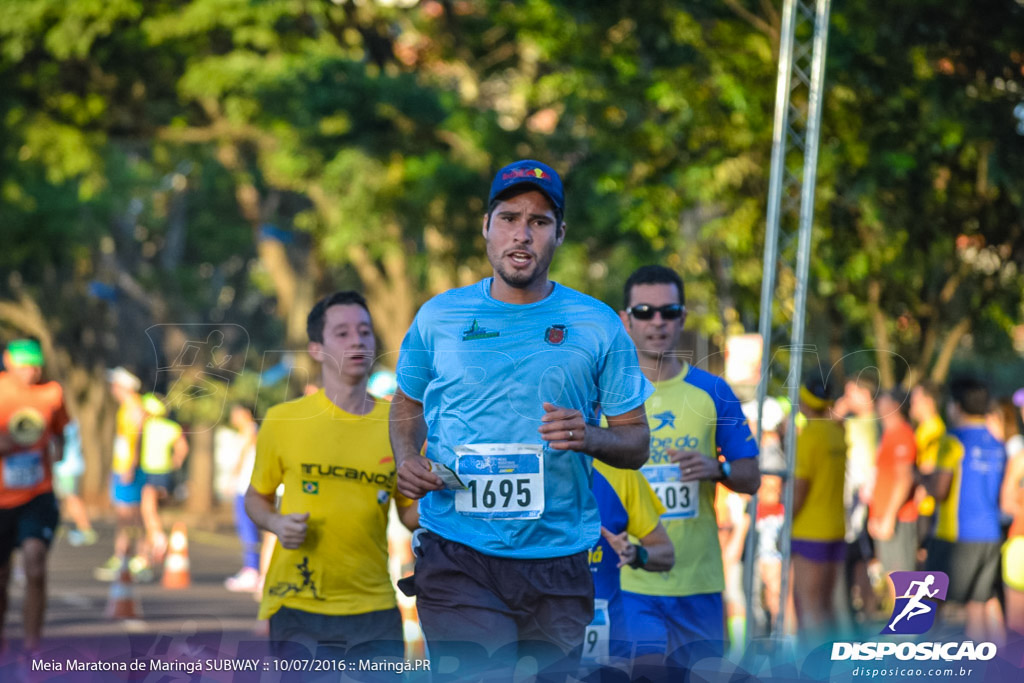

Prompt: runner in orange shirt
[{"left": 0, "top": 340, "right": 69, "bottom": 653}]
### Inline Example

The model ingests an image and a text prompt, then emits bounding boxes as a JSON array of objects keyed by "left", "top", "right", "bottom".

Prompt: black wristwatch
[
  {"left": 715, "top": 460, "right": 732, "bottom": 482},
  {"left": 629, "top": 544, "right": 649, "bottom": 569}
]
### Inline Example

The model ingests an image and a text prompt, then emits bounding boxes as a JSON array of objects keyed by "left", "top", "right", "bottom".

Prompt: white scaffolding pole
[{"left": 744, "top": 0, "right": 833, "bottom": 645}]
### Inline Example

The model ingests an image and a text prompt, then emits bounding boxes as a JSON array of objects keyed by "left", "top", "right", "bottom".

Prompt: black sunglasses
[{"left": 626, "top": 304, "right": 685, "bottom": 321}]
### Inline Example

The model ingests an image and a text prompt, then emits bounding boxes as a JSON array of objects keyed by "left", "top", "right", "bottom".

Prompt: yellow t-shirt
[
  {"left": 792, "top": 418, "right": 847, "bottom": 542},
  {"left": 915, "top": 415, "right": 953, "bottom": 516},
  {"left": 251, "top": 390, "right": 409, "bottom": 620},
  {"left": 933, "top": 437, "right": 966, "bottom": 543},
  {"left": 140, "top": 417, "right": 182, "bottom": 474},
  {"left": 112, "top": 399, "right": 144, "bottom": 475}
]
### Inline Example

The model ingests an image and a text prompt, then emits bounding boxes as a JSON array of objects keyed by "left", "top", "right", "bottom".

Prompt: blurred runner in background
[{"left": 0, "top": 339, "right": 68, "bottom": 653}]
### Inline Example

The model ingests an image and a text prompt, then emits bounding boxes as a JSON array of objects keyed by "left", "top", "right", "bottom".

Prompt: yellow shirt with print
[
  {"left": 792, "top": 418, "right": 847, "bottom": 541},
  {"left": 621, "top": 369, "right": 726, "bottom": 598},
  {"left": 915, "top": 414, "right": 950, "bottom": 516},
  {"left": 251, "top": 390, "right": 410, "bottom": 620}
]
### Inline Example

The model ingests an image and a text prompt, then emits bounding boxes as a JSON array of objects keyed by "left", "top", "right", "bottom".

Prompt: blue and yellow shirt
[
  {"left": 590, "top": 460, "right": 665, "bottom": 602},
  {"left": 622, "top": 364, "right": 757, "bottom": 597},
  {"left": 935, "top": 423, "right": 1005, "bottom": 543}
]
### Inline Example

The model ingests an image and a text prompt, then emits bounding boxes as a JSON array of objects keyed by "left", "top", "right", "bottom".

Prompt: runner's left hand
[
  {"left": 668, "top": 449, "right": 718, "bottom": 482},
  {"left": 539, "top": 402, "right": 586, "bottom": 451},
  {"left": 600, "top": 526, "right": 637, "bottom": 568}
]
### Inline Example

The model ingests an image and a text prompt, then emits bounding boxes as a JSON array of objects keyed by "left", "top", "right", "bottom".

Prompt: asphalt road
[{"left": 1, "top": 519, "right": 275, "bottom": 681}]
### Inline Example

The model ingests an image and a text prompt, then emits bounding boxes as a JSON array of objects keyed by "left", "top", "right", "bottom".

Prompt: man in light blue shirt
[{"left": 390, "top": 160, "right": 652, "bottom": 678}]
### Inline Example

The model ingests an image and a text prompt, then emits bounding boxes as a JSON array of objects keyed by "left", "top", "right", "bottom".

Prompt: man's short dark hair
[
  {"left": 623, "top": 265, "right": 685, "bottom": 309},
  {"left": 486, "top": 185, "right": 564, "bottom": 232},
  {"left": 884, "top": 387, "right": 911, "bottom": 420},
  {"left": 846, "top": 371, "right": 879, "bottom": 397},
  {"left": 949, "top": 376, "right": 989, "bottom": 417},
  {"left": 914, "top": 379, "right": 942, "bottom": 405},
  {"left": 306, "top": 291, "right": 371, "bottom": 344}
]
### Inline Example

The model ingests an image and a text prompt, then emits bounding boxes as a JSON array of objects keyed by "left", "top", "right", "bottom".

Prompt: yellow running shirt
[
  {"left": 621, "top": 365, "right": 758, "bottom": 597},
  {"left": 792, "top": 418, "right": 848, "bottom": 542},
  {"left": 251, "top": 390, "right": 409, "bottom": 620},
  {"left": 915, "top": 414, "right": 952, "bottom": 516},
  {"left": 112, "top": 399, "right": 144, "bottom": 475},
  {"left": 140, "top": 416, "right": 182, "bottom": 474}
]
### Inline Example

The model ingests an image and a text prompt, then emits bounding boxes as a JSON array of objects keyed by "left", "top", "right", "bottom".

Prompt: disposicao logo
[
  {"left": 831, "top": 570, "right": 997, "bottom": 663},
  {"left": 883, "top": 571, "right": 948, "bottom": 635}
]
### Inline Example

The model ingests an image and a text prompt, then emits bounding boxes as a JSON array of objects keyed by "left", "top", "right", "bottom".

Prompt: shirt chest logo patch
[
  {"left": 462, "top": 319, "right": 500, "bottom": 341},
  {"left": 545, "top": 325, "right": 567, "bottom": 345},
  {"left": 302, "top": 480, "right": 319, "bottom": 495}
]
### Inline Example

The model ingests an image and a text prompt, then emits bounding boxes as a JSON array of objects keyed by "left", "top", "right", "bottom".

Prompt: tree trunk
[
  {"left": 186, "top": 425, "right": 214, "bottom": 518},
  {"left": 867, "top": 279, "right": 896, "bottom": 389},
  {"left": 930, "top": 318, "right": 971, "bottom": 384}
]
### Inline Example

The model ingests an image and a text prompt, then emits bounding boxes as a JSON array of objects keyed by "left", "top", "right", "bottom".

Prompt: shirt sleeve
[
  {"left": 250, "top": 417, "right": 283, "bottom": 496},
  {"left": 596, "top": 324, "right": 654, "bottom": 417},
  {"left": 712, "top": 377, "right": 758, "bottom": 461},
  {"left": 936, "top": 436, "right": 964, "bottom": 473},
  {"left": 624, "top": 470, "right": 667, "bottom": 540},
  {"left": 395, "top": 314, "right": 434, "bottom": 403},
  {"left": 50, "top": 384, "right": 71, "bottom": 436}
]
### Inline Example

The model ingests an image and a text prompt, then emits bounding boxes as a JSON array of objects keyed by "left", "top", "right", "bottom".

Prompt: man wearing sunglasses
[{"left": 617, "top": 265, "right": 761, "bottom": 673}]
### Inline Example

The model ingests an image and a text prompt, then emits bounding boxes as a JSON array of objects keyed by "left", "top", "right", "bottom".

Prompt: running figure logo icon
[{"left": 882, "top": 571, "right": 949, "bottom": 635}]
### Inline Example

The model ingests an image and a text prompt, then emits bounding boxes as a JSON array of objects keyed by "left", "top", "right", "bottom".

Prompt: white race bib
[
  {"left": 641, "top": 464, "right": 699, "bottom": 520},
  {"left": 2, "top": 450, "right": 44, "bottom": 489},
  {"left": 581, "top": 599, "right": 610, "bottom": 664},
  {"left": 454, "top": 444, "right": 544, "bottom": 520}
]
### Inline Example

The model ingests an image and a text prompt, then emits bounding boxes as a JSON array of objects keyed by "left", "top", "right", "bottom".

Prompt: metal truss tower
[{"left": 744, "top": 0, "right": 833, "bottom": 643}]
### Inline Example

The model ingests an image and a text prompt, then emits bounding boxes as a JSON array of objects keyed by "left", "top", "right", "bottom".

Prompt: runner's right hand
[
  {"left": 397, "top": 456, "right": 444, "bottom": 500},
  {"left": 274, "top": 512, "right": 310, "bottom": 549}
]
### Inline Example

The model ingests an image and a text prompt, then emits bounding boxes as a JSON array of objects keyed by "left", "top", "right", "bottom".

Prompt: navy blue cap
[{"left": 488, "top": 160, "right": 564, "bottom": 215}]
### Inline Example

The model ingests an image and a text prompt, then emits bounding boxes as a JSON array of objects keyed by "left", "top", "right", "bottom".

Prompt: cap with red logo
[{"left": 488, "top": 160, "right": 564, "bottom": 215}]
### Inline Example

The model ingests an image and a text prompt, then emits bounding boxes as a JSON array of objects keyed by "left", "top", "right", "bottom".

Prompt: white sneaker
[{"left": 225, "top": 567, "right": 260, "bottom": 593}]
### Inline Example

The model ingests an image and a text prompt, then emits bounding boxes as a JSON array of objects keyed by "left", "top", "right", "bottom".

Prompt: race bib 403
[{"left": 641, "top": 464, "right": 699, "bottom": 520}]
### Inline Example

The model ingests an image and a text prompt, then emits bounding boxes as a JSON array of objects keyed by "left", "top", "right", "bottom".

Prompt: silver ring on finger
[{"left": 568, "top": 430, "right": 574, "bottom": 439}]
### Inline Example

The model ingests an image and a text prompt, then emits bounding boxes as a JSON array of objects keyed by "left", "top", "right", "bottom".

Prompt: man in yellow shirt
[
  {"left": 909, "top": 380, "right": 953, "bottom": 549},
  {"left": 617, "top": 266, "right": 760, "bottom": 671},
  {"left": 245, "top": 291, "right": 418, "bottom": 660},
  {"left": 95, "top": 367, "right": 152, "bottom": 582}
]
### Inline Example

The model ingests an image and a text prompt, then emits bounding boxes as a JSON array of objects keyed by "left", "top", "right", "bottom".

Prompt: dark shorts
[
  {"left": 404, "top": 530, "right": 593, "bottom": 679},
  {"left": 143, "top": 472, "right": 174, "bottom": 493},
  {"left": 792, "top": 539, "right": 846, "bottom": 563},
  {"left": 926, "top": 539, "right": 1001, "bottom": 603},
  {"left": 268, "top": 606, "right": 403, "bottom": 661},
  {"left": 0, "top": 492, "right": 60, "bottom": 563},
  {"left": 875, "top": 520, "right": 918, "bottom": 574}
]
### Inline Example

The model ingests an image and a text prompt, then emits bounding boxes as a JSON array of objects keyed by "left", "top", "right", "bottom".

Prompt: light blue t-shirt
[{"left": 397, "top": 278, "right": 654, "bottom": 559}]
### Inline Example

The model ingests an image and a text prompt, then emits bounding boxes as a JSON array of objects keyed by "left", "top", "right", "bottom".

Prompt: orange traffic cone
[
  {"left": 105, "top": 556, "right": 141, "bottom": 619},
  {"left": 162, "top": 522, "right": 191, "bottom": 589}
]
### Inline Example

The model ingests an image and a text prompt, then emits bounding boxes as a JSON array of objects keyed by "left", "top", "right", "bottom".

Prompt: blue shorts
[
  {"left": 619, "top": 591, "right": 724, "bottom": 667},
  {"left": 110, "top": 470, "right": 146, "bottom": 506}
]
